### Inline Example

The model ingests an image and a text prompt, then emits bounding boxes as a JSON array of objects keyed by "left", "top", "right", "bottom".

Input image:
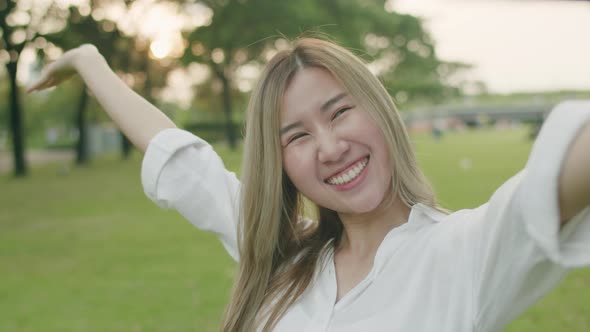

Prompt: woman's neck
[{"left": 336, "top": 195, "right": 411, "bottom": 258}]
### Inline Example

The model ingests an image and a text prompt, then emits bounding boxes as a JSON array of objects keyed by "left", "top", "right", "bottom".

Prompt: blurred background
[{"left": 1, "top": 0, "right": 589, "bottom": 331}]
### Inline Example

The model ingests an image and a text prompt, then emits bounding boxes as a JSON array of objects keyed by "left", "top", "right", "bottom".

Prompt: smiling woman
[
  {"left": 27, "top": 37, "right": 590, "bottom": 332},
  {"left": 231, "top": 42, "right": 440, "bottom": 330},
  {"left": 280, "top": 68, "right": 395, "bottom": 216}
]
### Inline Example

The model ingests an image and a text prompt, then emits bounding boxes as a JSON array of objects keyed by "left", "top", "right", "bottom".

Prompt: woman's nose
[{"left": 317, "top": 132, "right": 349, "bottom": 163}]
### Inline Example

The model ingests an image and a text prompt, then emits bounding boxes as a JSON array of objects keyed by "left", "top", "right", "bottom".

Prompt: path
[{"left": 0, "top": 150, "right": 74, "bottom": 174}]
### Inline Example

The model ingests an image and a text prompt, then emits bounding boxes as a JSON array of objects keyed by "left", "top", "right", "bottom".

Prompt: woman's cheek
[
  {"left": 283, "top": 144, "right": 314, "bottom": 181},
  {"left": 282, "top": 149, "right": 303, "bottom": 179}
]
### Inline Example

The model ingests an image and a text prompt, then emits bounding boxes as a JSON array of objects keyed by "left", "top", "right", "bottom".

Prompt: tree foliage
[
  {"left": 3, "top": 0, "right": 468, "bottom": 171},
  {"left": 180, "top": 0, "right": 464, "bottom": 148}
]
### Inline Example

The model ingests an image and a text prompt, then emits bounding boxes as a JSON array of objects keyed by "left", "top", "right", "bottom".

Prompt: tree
[
  {"left": 311, "top": 0, "right": 468, "bottom": 104},
  {"left": 181, "top": 0, "right": 464, "bottom": 148},
  {"left": 42, "top": 2, "right": 174, "bottom": 161},
  {"left": 181, "top": 0, "right": 316, "bottom": 149},
  {"left": 0, "top": 0, "right": 62, "bottom": 176}
]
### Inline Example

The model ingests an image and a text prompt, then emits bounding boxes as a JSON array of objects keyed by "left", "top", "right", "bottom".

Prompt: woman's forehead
[{"left": 281, "top": 68, "right": 348, "bottom": 119}]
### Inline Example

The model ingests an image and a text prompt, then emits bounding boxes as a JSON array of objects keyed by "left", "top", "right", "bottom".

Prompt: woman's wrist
[{"left": 71, "top": 44, "right": 105, "bottom": 71}]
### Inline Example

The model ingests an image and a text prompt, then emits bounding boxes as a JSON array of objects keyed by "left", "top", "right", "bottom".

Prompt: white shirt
[{"left": 141, "top": 101, "right": 590, "bottom": 332}]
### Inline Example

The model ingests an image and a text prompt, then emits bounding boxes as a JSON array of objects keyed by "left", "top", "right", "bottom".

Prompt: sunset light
[{"left": 150, "top": 38, "right": 173, "bottom": 59}]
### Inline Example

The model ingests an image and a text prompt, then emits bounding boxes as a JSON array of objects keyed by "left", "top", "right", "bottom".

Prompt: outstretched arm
[
  {"left": 559, "top": 121, "right": 590, "bottom": 223},
  {"left": 28, "top": 45, "right": 176, "bottom": 152}
]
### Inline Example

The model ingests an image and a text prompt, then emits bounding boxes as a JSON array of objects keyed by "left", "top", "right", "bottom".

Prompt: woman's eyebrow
[
  {"left": 280, "top": 92, "right": 348, "bottom": 136},
  {"left": 320, "top": 92, "right": 348, "bottom": 112},
  {"left": 280, "top": 121, "right": 303, "bottom": 136}
]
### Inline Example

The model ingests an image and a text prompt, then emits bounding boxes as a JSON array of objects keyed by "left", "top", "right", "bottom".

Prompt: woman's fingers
[
  {"left": 27, "top": 65, "right": 54, "bottom": 92},
  {"left": 27, "top": 46, "right": 90, "bottom": 93},
  {"left": 26, "top": 79, "right": 46, "bottom": 93},
  {"left": 27, "top": 64, "right": 73, "bottom": 93},
  {"left": 37, "top": 78, "right": 55, "bottom": 91},
  {"left": 27, "top": 75, "right": 52, "bottom": 93},
  {"left": 28, "top": 74, "right": 63, "bottom": 93}
]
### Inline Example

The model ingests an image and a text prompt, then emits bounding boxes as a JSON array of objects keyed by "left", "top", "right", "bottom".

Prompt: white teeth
[{"left": 326, "top": 158, "right": 368, "bottom": 185}]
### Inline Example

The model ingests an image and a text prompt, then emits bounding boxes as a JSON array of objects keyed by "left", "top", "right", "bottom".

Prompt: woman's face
[{"left": 280, "top": 67, "right": 393, "bottom": 215}]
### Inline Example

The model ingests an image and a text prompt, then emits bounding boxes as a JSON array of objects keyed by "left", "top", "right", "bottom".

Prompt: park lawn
[{"left": 1, "top": 127, "right": 589, "bottom": 331}]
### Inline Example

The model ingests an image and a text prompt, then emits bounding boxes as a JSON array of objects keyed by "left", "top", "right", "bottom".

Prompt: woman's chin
[{"left": 335, "top": 200, "right": 383, "bottom": 217}]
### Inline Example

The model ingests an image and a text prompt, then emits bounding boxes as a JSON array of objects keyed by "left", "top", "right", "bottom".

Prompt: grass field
[{"left": 1, "top": 127, "right": 589, "bottom": 331}]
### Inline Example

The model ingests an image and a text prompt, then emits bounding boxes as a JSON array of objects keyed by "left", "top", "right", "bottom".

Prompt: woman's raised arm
[
  {"left": 27, "top": 44, "right": 176, "bottom": 152},
  {"left": 559, "top": 119, "right": 590, "bottom": 223}
]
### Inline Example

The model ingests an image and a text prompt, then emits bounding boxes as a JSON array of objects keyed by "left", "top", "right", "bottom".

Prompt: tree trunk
[
  {"left": 121, "top": 133, "right": 131, "bottom": 159},
  {"left": 218, "top": 72, "right": 237, "bottom": 150},
  {"left": 6, "top": 61, "right": 27, "bottom": 177},
  {"left": 75, "top": 87, "right": 90, "bottom": 165}
]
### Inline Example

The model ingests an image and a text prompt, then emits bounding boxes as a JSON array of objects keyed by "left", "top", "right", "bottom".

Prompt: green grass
[{"left": 1, "top": 127, "right": 589, "bottom": 331}]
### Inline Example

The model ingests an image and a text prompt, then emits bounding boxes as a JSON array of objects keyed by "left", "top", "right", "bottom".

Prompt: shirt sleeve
[
  {"left": 452, "top": 101, "right": 590, "bottom": 331},
  {"left": 140, "top": 128, "right": 241, "bottom": 262}
]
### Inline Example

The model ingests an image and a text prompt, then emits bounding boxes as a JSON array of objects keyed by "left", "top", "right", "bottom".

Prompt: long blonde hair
[{"left": 221, "top": 38, "right": 439, "bottom": 332}]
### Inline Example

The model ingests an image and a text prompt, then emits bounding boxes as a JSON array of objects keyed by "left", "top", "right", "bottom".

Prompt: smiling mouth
[{"left": 325, "top": 157, "right": 369, "bottom": 185}]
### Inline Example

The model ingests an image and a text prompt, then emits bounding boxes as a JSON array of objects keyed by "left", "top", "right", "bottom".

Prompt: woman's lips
[{"left": 325, "top": 156, "right": 370, "bottom": 185}]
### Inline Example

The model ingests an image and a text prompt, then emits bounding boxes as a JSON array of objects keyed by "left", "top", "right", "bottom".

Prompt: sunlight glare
[{"left": 150, "top": 39, "right": 173, "bottom": 59}]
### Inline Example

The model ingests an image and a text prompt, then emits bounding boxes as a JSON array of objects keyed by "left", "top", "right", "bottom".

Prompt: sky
[{"left": 389, "top": 0, "right": 590, "bottom": 93}]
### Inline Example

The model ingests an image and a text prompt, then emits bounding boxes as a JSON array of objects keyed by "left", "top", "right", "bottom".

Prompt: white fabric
[
  {"left": 141, "top": 101, "right": 590, "bottom": 331},
  {"left": 140, "top": 129, "right": 241, "bottom": 261}
]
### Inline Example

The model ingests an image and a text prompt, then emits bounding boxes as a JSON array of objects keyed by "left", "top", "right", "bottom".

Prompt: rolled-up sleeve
[
  {"left": 448, "top": 101, "right": 590, "bottom": 331},
  {"left": 519, "top": 101, "right": 590, "bottom": 266},
  {"left": 141, "top": 128, "right": 241, "bottom": 262}
]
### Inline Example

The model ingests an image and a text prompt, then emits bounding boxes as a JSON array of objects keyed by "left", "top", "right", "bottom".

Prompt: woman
[{"left": 29, "top": 38, "right": 590, "bottom": 332}]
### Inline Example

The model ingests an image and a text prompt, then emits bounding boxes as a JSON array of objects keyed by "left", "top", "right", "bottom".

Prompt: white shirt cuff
[{"left": 519, "top": 100, "right": 590, "bottom": 267}]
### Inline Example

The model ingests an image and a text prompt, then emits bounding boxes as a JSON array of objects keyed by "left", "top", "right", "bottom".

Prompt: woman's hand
[
  {"left": 27, "top": 44, "right": 99, "bottom": 93},
  {"left": 26, "top": 43, "right": 175, "bottom": 151}
]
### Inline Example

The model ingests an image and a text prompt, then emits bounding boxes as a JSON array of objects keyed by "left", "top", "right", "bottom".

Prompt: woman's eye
[
  {"left": 332, "top": 106, "right": 353, "bottom": 120},
  {"left": 288, "top": 133, "right": 307, "bottom": 144}
]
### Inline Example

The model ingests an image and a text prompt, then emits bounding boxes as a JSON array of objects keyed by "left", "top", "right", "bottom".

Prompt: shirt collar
[{"left": 410, "top": 203, "right": 447, "bottom": 224}]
